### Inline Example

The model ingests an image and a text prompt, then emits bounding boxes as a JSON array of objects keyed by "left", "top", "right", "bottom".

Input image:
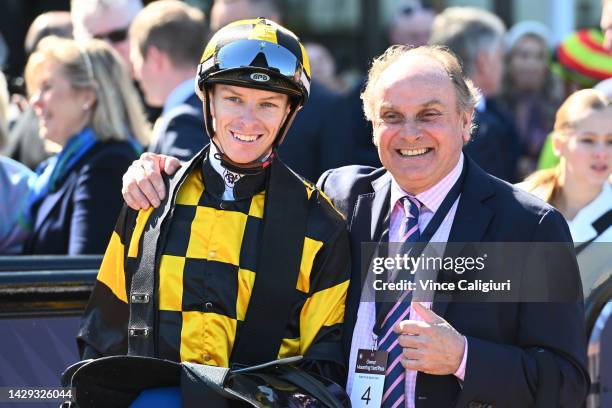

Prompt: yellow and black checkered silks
[{"left": 77, "top": 160, "right": 350, "bottom": 369}]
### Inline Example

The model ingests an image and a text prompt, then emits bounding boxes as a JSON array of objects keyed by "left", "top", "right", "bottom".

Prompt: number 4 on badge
[{"left": 361, "top": 386, "right": 372, "bottom": 404}]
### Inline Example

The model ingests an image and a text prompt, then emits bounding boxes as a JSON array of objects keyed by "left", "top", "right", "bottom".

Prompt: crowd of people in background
[{"left": 0, "top": 0, "right": 610, "bottom": 258}]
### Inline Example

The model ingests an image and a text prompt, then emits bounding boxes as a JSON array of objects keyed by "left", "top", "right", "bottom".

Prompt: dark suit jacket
[
  {"left": 279, "top": 81, "right": 354, "bottom": 183},
  {"left": 23, "top": 141, "right": 137, "bottom": 255},
  {"left": 317, "top": 157, "right": 589, "bottom": 407},
  {"left": 148, "top": 92, "right": 208, "bottom": 162},
  {"left": 464, "top": 98, "right": 521, "bottom": 183}
]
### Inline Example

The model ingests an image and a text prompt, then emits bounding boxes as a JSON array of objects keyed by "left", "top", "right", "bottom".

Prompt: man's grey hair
[
  {"left": 361, "top": 45, "right": 480, "bottom": 135},
  {"left": 71, "top": 0, "right": 143, "bottom": 39},
  {"left": 429, "top": 7, "right": 505, "bottom": 76}
]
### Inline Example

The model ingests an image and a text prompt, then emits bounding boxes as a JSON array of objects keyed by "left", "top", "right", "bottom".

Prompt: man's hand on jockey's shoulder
[{"left": 122, "top": 152, "right": 180, "bottom": 210}]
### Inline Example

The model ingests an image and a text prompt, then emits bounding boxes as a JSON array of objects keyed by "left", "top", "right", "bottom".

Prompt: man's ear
[
  {"left": 208, "top": 88, "right": 215, "bottom": 117},
  {"left": 146, "top": 46, "right": 167, "bottom": 72},
  {"left": 461, "top": 109, "right": 474, "bottom": 143}
]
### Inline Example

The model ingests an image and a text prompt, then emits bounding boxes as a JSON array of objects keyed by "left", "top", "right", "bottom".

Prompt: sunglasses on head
[{"left": 93, "top": 27, "right": 129, "bottom": 43}]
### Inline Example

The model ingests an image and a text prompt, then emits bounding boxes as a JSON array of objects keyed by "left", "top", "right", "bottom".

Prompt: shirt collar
[
  {"left": 568, "top": 182, "right": 612, "bottom": 241},
  {"left": 163, "top": 78, "right": 196, "bottom": 115},
  {"left": 390, "top": 153, "right": 464, "bottom": 213}
]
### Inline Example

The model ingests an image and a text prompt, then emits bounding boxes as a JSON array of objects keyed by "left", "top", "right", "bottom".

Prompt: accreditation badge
[{"left": 349, "top": 349, "right": 388, "bottom": 407}]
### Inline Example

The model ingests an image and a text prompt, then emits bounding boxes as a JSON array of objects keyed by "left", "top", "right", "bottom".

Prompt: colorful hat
[{"left": 552, "top": 29, "right": 612, "bottom": 87}]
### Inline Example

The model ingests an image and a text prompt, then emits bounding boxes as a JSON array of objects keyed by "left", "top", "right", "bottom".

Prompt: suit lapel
[
  {"left": 343, "top": 171, "right": 391, "bottom": 353},
  {"left": 433, "top": 158, "right": 495, "bottom": 318},
  {"left": 369, "top": 171, "right": 392, "bottom": 241}
]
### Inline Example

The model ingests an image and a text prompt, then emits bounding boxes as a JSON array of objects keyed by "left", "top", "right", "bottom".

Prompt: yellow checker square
[
  {"left": 176, "top": 170, "right": 204, "bottom": 206},
  {"left": 128, "top": 208, "right": 153, "bottom": 258},
  {"left": 97, "top": 231, "right": 128, "bottom": 303},
  {"left": 300, "top": 281, "right": 348, "bottom": 353},
  {"left": 278, "top": 337, "right": 300, "bottom": 359},
  {"left": 247, "top": 192, "right": 265, "bottom": 218},
  {"left": 296, "top": 237, "right": 323, "bottom": 294},
  {"left": 180, "top": 311, "right": 237, "bottom": 366},
  {"left": 185, "top": 206, "right": 216, "bottom": 258},
  {"left": 236, "top": 268, "right": 255, "bottom": 321},
  {"left": 159, "top": 255, "right": 185, "bottom": 311},
  {"left": 180, "top": 311, "right": 205, "bottom": 363},
  {"left": 207, "top": 210, "right": 248, "bottom": 266}
]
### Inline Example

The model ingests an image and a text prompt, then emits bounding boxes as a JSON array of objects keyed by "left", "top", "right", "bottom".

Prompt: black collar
[{"left": 201, "top": 149, "right": 268, "bottom": 200}]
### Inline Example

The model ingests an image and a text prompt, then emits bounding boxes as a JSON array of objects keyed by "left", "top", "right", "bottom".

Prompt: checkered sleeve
[
  {"left": 77, "top": 205, "right": 151, "bottom": 359},
  {"left": 297, "top": 193, "right": 351, "bottom": 384}
]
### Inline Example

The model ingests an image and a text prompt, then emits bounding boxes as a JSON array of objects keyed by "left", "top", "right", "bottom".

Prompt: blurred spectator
[
  {"left": 502, "top": 21, "right": 562, "bottom": 178},
  {"left": 552, "top": 29, "right": 612, "bottom": 94},
  {"left": 388, "top": 0, "right": 436, "bottom": 47},
  {"left": 210, "top": 0, "right": 281, "bottom": 31},
  {"left": 207, "top": 0, "right": 352, "bottom": 181},
  {"left": 519, "top": 89, "right": 611, "bottom": 297},
  {"left": 3, "top": 11, "right": 74, "bottom": 170},
  {"left": 71, "top": 0, "right": 142, "bottom": 76},
  {"left": 539, "top": 28, "right": 612, "bottom": 169},
  {"left": 24, "top": 11, "right": 73, "bottom": 57},
  {"left": 304, "top": 42, "right": 342, "bottom": 93},
  {"left": 21, "top": 37, "right": 149, "bottom": 254},
  {"left": 71, "top": 0, "right": 162, "bottom": 123},
  {"left": 602, "top": 0, "right": 612, "bottom": 50},
  {"left": 1, "top": 71, "right": 33, "bottom": 253},
  {"left": 129, "top": 0, "right": 209, "bottom": 161},
  {"left": 430, "top": 7, "right": 520, "bottom": 182}
]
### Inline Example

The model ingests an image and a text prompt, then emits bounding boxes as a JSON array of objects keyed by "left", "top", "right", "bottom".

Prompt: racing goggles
[{"left": 198, "top": 39, "right": 310, "bottom": 95}]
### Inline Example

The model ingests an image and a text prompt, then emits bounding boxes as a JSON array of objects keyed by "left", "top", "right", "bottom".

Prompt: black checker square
[
  {"left": 157, "top": 310, "right": 182, "bottom": 362},
  {"left": 238, "top": 215, "right": 263, "bottom": 272},
  {"left": 282, "top": 292, "right": 305, "bottom": 340},
  {"left": 163, "top": 204, "right": 198, "bottom": 257},
  {"left": 181, "top": 258, "right": 239, "bottom": 319}
]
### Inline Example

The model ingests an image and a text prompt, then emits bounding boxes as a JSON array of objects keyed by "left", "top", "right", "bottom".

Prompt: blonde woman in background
[
  {"left": 20, "top": 36, "right": 149, "bottom": 254},
  {"left": 521, "top": 88, "right": 612, "bottom": 408},
  {"left": 0, "top": 72, "right": 34, "bottom": 253},
  {"left": 520, "top": 89, "right": 611, "bottom": 300}
]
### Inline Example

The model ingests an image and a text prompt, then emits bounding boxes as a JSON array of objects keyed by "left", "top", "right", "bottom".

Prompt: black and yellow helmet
[
  {"left": 196, "top": 18, "right": 311, "bottom": 104},
  {"left": 195, "top": 19, "right": 311, "bottom": 173}
]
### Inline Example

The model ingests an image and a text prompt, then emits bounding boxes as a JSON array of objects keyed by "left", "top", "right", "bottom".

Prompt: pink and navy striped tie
[{"left": 381, "top": 196, "right": 421, "bottom": 408}]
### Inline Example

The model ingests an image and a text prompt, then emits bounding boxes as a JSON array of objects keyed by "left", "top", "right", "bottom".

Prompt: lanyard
[{"left": 373, "top": 159, "right": 467, "bottom": 336}]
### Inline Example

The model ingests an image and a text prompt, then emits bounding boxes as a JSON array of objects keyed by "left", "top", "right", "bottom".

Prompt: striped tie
[{"left": 381, "top": 196, "right": 421, "bottom": 408}]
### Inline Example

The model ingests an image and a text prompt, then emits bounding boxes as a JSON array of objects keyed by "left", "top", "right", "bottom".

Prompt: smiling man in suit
[{"left": 317, "top": 45, "right": 589, "bottom": 407}]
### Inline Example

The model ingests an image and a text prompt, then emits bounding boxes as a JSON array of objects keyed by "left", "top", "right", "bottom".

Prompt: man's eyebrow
[
  {"left": 259, "top": 94, "right": 286, "bottom": 101},
  {"left": 379, "top": 99, "right": 444, "bottom": 110},
  {"left": 217, "top": 85, "right": 284, "bottom": 101}
]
